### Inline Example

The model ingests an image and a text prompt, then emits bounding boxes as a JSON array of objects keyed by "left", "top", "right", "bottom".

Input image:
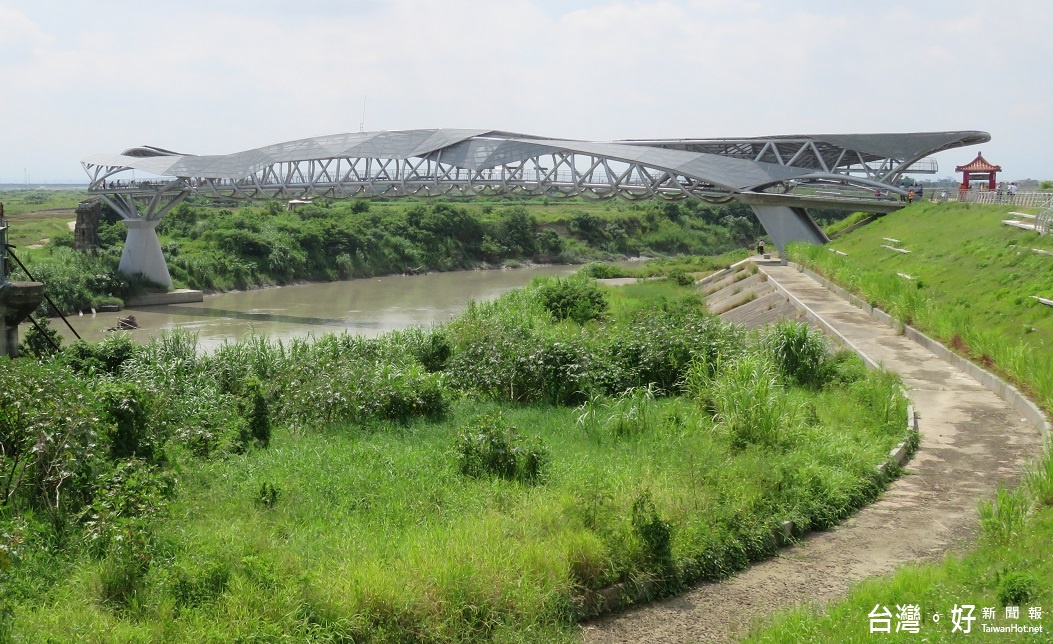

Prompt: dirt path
[{"left": 582, "top": 264, "right": 1046, "bottom": 643}]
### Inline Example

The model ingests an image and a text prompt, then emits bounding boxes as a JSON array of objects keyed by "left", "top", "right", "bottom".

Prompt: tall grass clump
[
  {"left": 1026, "top": 443, "right": 1053, "bottom": 507},
  {"left": 603, "top": 385, "right": 660, "bottom": 438},
  {"left": 710, "top": 353, "right": 790, "bottom": 450},
  {"left": 454, "top": 413, "right": 548, "bottom": 484},
  {"left": 762, "top": 321, "right": 833, "bottom": 388}
]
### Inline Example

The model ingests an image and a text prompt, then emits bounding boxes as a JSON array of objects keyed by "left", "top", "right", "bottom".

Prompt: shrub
[
  {"left": 763, "top": 321, "right": 832, "bottom": 388},
  {"left": 80, "top": 459, "right": 174, "bottom": 556},
  {"left": 0, "top": 360, "right": 104, "bottom": 511},
  {"left": 242, "top": 377, "right": 271, "bottom": 448},
  {"left": 61, "top": 333, "right": 138, "bottom": 375},
  {"left": 99, "top": 381, "right": 155, "bottom": 462},
  {"left": 537, "top": 229, "right": 564, "bottom": 255},
  {"left": 601, "top": 308, "right": 745, "bottom": 395},
  {"left": 413, "top": 330, "right": 452, "bottom": 372},
  {"left": 996, "top": 571, "right": 1037, "bottom": 607},
  {"left": 535, "top": 276, "right": 608, "bottom": 324},
  {"left": 631, "top": 493, "right": 674, "bottom": 576},
  {"left": 580, "top": 263, "right": 633, "bottom": 279},
  {"left": 17, "top": 317, "right": 62, "bottom": 358},
  {"left": 455, "top": 414, "right": 548, "bottom": 485},
  {"left": 668, "top": 270, "right": 695, "bottom": 287}
]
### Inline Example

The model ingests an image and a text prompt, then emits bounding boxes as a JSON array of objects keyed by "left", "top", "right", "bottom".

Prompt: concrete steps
[{"left": 698, "top": 261, "right": 800, "bottom": 329}]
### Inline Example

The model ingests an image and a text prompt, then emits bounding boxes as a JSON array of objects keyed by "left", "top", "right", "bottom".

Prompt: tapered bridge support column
[
  {"left": 119, "top": 219, "right": 172, "bottom": 287},
  {"left": 749, "top": 205, "right": 830, "bottom": 254}
]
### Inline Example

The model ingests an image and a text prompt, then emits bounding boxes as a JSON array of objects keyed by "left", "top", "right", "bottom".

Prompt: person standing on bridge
[{"left": 907, "top": 188, "right": 915, "bottom": 203}]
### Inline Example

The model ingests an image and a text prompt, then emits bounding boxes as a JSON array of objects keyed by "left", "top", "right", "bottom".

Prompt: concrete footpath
[{"left": 583, "top": 263, "right": 1047, "bottom": 643}]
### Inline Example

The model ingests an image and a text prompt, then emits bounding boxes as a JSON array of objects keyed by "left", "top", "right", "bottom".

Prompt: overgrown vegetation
[
  {"left": 0, "top": 275, "right": 908, "bottom": 640},
  {"left": 11, "top": 194, "right": 763, "bottom": 316}
]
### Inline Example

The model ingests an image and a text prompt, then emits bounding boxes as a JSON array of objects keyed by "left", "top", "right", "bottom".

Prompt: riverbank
[
  {"left": 11, "top": 196, "right": 759, "bottom": 317},
  {"left": 742, "top": 201, "right": 1053, "bottom": 641}
]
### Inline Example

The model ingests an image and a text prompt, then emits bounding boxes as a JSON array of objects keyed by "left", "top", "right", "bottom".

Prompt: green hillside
[
  {"left": 793, "top": 201, "right": 1053, "bottom": 412},
  {"left": 750, "top": 201, "right": 1053, "bottom": 642}
]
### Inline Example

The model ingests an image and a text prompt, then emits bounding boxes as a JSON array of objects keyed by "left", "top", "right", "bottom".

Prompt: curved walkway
[{"left": 583, "top": 263, "right": 1046, "bottom": 643}]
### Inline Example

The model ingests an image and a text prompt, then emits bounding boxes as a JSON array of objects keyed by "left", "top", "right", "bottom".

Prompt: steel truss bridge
[{"left": 82, "top": 129, "right": 989, "bottom": 286}]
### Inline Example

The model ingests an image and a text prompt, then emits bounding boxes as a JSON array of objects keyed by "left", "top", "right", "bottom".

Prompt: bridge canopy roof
[{"left": 82, "top": 128, "right": 990, "bottom": 192}]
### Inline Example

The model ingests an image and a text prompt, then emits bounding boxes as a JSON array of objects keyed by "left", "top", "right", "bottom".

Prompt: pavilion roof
[{"left": 955, "top": 152, "right": 1001, "bottom": 173}]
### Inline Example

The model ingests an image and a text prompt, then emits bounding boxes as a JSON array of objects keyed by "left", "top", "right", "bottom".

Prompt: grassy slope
[
  {"left": 793, "top": 202, "right": 1053, "bottom": 412},
  {"left": 0, "top": 189, "right": 86, "bottom": 248},
  {"left": 826, "top": 202, "right": 1053, "bottom": 343},
  {"left": 748, "top": 202, "right": 1053, "bottom": 642}
]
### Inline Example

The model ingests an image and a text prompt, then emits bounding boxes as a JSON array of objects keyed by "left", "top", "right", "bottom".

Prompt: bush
[
  {"left": 81, "top": 459, "right": 174, "bottom": 556},
  {"left": 99, "top": 381, "right": 155, "bottom": 462},
  {"left": 535, "top": 275, "right": 608, "bottom": 324},
  {"left": 580, "top": 263, "right": 633, "bottom": 279},
  {"left": 996, "top": 571, "right": 1037, "bottom": 607},
  {"left": 455, "top": 414, "right": 548, "bottom": 484},
  {"left": 668, "top": 270, "right": 695, "bottom": 287},
  {"left": 241, "top": 377, "right": 271, "bottom": 448},
  {"left": 413, "top": 330, "right": 452, "bottom": 372},
  {"left": 763, "top": 321, "right": 832, "bottom": 388},
  {"left": 0, "top": 360, "right": 105, "bottom": 511},
  {"left": 17, "top": 317, "right": 62, "bottom": 358}
]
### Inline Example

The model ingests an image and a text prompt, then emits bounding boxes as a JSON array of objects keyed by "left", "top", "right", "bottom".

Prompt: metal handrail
[{"left": 951, "top": 190, "right": 1053, "bottom": 207}]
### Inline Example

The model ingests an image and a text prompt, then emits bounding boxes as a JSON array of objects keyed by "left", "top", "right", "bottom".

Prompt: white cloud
[{"left": 1, "top": 0, "right": 1052, "bottom": 182}]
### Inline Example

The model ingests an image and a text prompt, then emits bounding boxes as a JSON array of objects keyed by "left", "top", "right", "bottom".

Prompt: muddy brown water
[{"left": 43, "top": 265, "right": 579, "bottom": 352}]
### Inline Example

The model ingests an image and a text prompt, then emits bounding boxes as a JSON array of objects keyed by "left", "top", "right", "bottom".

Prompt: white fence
[{"left": 938, "top": 190, "right": 1053, "bottom": 208}]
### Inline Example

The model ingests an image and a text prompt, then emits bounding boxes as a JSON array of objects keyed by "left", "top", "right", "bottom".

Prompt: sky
[{"left": 1, "top": 0, "right": 1051, "bottom": 184}]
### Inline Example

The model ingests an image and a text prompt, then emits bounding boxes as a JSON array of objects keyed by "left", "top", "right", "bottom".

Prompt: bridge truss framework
[{"left": 82, "top": 129, "right": 989, "bottom": 286}]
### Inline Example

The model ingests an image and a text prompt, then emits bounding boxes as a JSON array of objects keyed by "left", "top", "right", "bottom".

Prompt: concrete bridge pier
[
  {"left": 749, "top": 205, "right": 830, "bottom": 253},
  {"left": 0, "top": 281, "right": 45, "bottom": 357},
  {"left": 119, "top": 218, "right": 173, "bottom": 287}
]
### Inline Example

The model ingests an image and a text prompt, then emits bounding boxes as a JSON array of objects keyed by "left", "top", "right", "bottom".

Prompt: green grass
[
  {"left": 14, "top": 389, "right": 905, "bottom": 640},
  {"left": 0, "top": 189, "right": 87, "bottom": 247},
  {"left": 746, "top": 448, "right": 1053, "bottom": 643},
  {"left": 750, "top": 201, "right": 1053, "bottom": 642},
  {"left": 823, "top": 211, "right": 872, "bottom": 237},
  {"left": 789, "top": 201, "right": 1053, "bottom": 413},
  {"left": 3, "top": 280, "right": 910, "bottom": 641}
]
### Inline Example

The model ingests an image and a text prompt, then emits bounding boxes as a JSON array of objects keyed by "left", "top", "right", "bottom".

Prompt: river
[{"left": 46, "top": 265, "right": 580, "bottom": 352}]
